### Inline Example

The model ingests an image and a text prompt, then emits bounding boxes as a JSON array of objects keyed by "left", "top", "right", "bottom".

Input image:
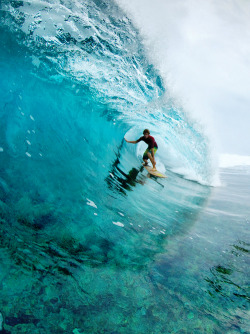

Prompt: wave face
[
  {"left": 1, "top": 1, "right": 248, "bottom": 333},
  {"left": 0, "top": 0, "right": 214, "bottom": 185}
]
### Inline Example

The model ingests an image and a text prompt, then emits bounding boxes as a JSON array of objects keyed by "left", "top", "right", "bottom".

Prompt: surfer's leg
[
  {"left": 147, "top": 148, "right": 157, "bottom": 170},
  {"left": 147, "top": 152, "right": 155, "bottom": 169},
  {"left": 143, "top": 149, "right": 149, "bottom": 165}
]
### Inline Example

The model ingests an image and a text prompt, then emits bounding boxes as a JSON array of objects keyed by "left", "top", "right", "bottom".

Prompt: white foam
[
  {"left": 112, "top": 221, "right": 124, "bottom": 227},
  {"left": 25, "top": 152, "right": 31, "bottom": 157},
  {"left": 0, "top": 147, "right": 3, "bottom": 152},
  {"left": 30, "top": 115, "right": 35, "bottom": 121},
  {"left": 26, "top": 140, "right": 31, "bottom": 145},
  {"left": 118, "top": 212, "right": 125, "bottom": 216},
  {"left": 86, "top": 198, "right": 97, "bottom": 209},
  {"left": 219, "top": 154, "right": 250, "bottom": 168}
]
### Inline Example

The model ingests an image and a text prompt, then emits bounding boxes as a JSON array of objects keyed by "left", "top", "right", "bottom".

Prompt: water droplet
[
  {"left": 86, "top": 198, "right": 97, "bottom": 209},
  {"left": 112, "top": 221, "right": 124, "bottom": 227}
]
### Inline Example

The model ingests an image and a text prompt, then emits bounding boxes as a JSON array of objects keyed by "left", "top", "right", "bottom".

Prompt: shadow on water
[
  {"left": 105, "top": 140, "right": 143, "bottom": 194},
  {"left": 106, "top": 157, "right": 144, "bottom": 195}
]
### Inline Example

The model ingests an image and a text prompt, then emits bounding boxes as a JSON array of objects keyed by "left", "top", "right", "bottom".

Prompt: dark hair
[{"left": 143, "top": 129, "right": 150, "bottom": 135}]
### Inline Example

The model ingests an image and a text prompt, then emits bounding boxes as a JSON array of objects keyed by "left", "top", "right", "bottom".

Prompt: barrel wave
[{"left": 0, "top": 1, "right": 249, "bottom": 333}]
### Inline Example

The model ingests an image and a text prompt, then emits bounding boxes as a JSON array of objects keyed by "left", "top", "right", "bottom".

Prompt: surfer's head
[{"left": 143, "top": 129, "right": 150, "bottom": 137}]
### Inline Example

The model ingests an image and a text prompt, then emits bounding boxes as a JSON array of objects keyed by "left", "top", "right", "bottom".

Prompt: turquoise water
[{"left": 0, "top": 1, "right": 249, "bottom": 333}]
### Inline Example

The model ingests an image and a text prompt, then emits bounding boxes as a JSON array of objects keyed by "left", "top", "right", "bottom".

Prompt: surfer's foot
[
  {"left": 151, "top": 167, "right": 157, "bottom": 171},
  {"left": 143, "top": 163, "right": 148, "bottom": 166}
]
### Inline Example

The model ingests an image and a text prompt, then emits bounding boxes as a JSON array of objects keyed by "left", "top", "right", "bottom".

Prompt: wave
[
  {"left": 2, "top": 2, "right": 249, "bottom": 333},
  {"left": 0, "top": 0, "right": 215, "bottom": 185}
]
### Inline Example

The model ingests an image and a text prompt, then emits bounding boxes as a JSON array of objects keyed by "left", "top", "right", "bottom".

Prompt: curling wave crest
[{"left": 1, "top": 0, "right": 215, "bottom": 185}]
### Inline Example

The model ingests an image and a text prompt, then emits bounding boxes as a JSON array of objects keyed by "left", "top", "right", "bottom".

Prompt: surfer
[{"left": 125, "top": 129, "right": 158, "bottom": 170}]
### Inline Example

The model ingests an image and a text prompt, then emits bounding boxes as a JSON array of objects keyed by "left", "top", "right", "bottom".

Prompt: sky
[{"left": 116, "top": 0, "right": 250, "bottom": 155}]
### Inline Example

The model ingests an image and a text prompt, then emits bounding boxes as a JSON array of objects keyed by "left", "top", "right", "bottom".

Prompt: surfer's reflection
[
  {"left": 106, "top": 140, "right": 165, "bottom": 194},
  {"left": 106, "top": 159, "right": 145, "bottom": 195},
  {"left": 106, "top": 158, "right": 165, "bottom": 194}
]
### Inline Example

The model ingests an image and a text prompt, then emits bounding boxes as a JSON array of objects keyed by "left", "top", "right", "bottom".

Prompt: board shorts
[{"left": 143, "top": 147, "right": 158, "bottom": 160}]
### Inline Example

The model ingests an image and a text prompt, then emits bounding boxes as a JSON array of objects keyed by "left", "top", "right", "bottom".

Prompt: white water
[{"left": 116, "top": 0, "right": 250, "bottom": 155}]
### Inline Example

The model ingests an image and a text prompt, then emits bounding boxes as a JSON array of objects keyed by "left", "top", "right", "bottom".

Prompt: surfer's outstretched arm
[{"left": 124, "top": 138, "right": 139, "bottom": 144}]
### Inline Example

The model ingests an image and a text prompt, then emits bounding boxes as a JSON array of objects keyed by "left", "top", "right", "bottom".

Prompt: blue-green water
[{"left": 0, "top": 1, "right": 249, "bottom": 333}]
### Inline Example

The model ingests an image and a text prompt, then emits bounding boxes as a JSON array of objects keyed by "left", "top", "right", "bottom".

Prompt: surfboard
[{"left": 143, "top": 165, "right": 167, "bottom": 178}]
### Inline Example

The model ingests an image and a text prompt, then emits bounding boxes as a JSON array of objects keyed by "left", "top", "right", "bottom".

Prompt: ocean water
[{"left": 0, "top": 1, "right": 249, "bottom": 333}]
